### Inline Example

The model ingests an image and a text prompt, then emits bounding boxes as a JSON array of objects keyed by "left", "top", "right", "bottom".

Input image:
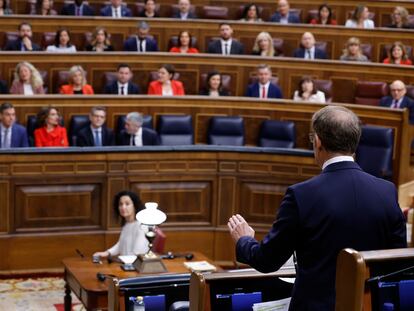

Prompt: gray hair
[
  {"left": 126, "top": 112, "right": 143, "bottom": 126},
  {"left": 90, "top": 106, "right": 106, "bottom": 115},
  {"left": 312, "top": 105, "right": 361, "bottom": 154}
]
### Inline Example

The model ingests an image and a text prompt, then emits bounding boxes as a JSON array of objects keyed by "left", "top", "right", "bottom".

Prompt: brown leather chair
[
  {"left": 199, "top": 73, "right": 232, "bottom": 94},
  {"left": 102, "top": 72, "right": 118, "bottom": 93},
  {"left": 289, "top": 8, "right": 302, "bottom": 21},
  {"left": 54, "top": 71, "right": 71, "bottom": 93},
  {"left": 314, "top": 79, "right": 333, "bottom": 103},
  {"left": 273, "top": 38, "right": 284, "bottom": 56},
  {"left": 315, "top": 41, "right": 329, "bottom": 58},
  {"left": 405, "top": 85, "right": 414, "bottom": 100},
  {"left": 134, "top": 2, "right": 161, "bottom": 17},
  {"left": 408, "top": 15, "right": 414, "bottom": 28},
  {"left": 168, "top": 35, "right": 198, "bottom": 51},
  {"left": 202, "top": 6, "right": 229, "bottom": 19},
  {"left": 41, "top": 32, "right": 56, "bottom": 49},
  {"left": 360, "top": 43, "right": 373, "bottom": 60},
  {"left": 354, "top": 81, "right": 388, "bottom": 106},
  {"left": 380, "top": 44, "right": 413, "bottom": 63},
  {"left": 4, "top": 32, "right": 19, "bottom": 48},
  {"left": 39, "top": 70, "right": 49, "bottom": 94}
]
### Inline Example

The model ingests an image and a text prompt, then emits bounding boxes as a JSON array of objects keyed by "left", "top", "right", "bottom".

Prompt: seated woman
[
  {"left": 386, "top": 6, "right": 412, "bottom": 29},
  {"left": 36, "top": 0, "right": 57, "bottom": 15},
  {"left": 169, "top": 30, "right": 199, "bottom": 53},
  {"left": 60, "top": 65, "right": 94, "bottom": 94},
  {"left": 138, "top": 0, "right": 159, "bottom": 18},
  {"left": 93, "top": 191, "right": 148, "bottom": 258},
  {"left": 10, "top": 62, "right": 45, "bottom": 95},
  {"left": 46, "top": 28, "right": 77, "bottom": 52},
  {"left": 0, "top": 0, "right": 13, "bottom": 15},
  {"left": 339, "top": 37, "right": 369, "bottom": 62},
  {"left": 199, "top": 71, "right": 230, "bottom": 96},
  {"left": 383, "top": 42, "right": 412, "bottom": 65},
  {"left": 240, "top": 4, "right": 262, "bottom": 22},
  {"left": 345, "top": 5, "right": 375, "bottom": 28},
  {"left": 293, "top": 76, "right": 326, "bottom": 103},
  {"left": 86, "top": 27, "right": 114, "bottom": 52},
  {"left": 252, "top": 32, "right": 278, "bottom": 57},
  {"left": 148, "top": 64, "right": 185, "bottom": 96},
  {"left": 34, "top": 106, "right": 69, "bottom": 147},
  {"left": 310, "top": 4, "right": 337, "bottom": 25}
]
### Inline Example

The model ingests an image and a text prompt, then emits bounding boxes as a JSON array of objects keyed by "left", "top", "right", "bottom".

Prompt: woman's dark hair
[
  {"left": 206, "top": 70, "right": 222, "bottom": 91},
  {"left": 113, "top": 190, "right": 144, "bottom": 226},
  {"left": 318, "top": 4, "right": 333, "bottom": 24},
  {"left": 388, "top": 41, "right": 409, "bottom": 63},
  {"left": 160, "top": 64, "right": 175, "bottom": 80},
  {"left": 351, "top": 5, "right": 366, "bottom": 21},
  {"left": 241, "top": 3, "right": 260, "bottom": 20},
  {"left": 2, "top": 0, "right": 8, "bottom": 10},
  {"left": 298, "top": 76, "right": 317, "bottom": 97},
  {"left": 36, "top": 0, "right": 49, "bottom": 14},
  {"left": 177, "top": 30, "right": 193, "bottom": 48},
  {"left": 36, "top": 106, "right": 59, "bottom": 128},
  {"left": 54, "top": 28, "right": 72, "bottom": 47},
  {"left": 91, "top": 26, "right": 111, "bottom": 47}
]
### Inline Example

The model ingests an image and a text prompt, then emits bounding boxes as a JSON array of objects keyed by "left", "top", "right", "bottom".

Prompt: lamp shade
[{"left": 136, "top": 202, "right": 167, "bottom": 225}]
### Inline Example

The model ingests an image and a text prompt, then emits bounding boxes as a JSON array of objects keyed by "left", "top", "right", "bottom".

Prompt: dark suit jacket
[
  {"left": 236, "top": 161, "right": 407, "bottom": 311},
  {"left": 380, "top": 95, "right": 414, "bottom": 124},
  {"left": 270, "top": 12, "right": 300, "bottom": 23},
  {"left": 123, "top": 36, "right": 159, "bottom": 52},
  {"left": 100, "top": 5, "right": 132, "bottom": 17},
  {"left": 76, "top": 126, "right": 115, "bottom": 147},
  {"left": 245, "top": 82, "right": 283, "bottom": 99},
  {"left": 171, "top": 11, "right": 197, "bottom": 19},
  {"left": 0, "top": 123, "right": 29, "bottom": 148},
  {"left": 207, "top": 39, "right": 244, "bottom": 55},
  {"left": 0, "top": 80, "right": 8, "bottom": 94},
  {"left": 4, "top": 38, "right": 42, "bottom": 51},
  {"left": 293, "top": 47, "right": 327, "bottom": 59},
  {"left": 60, "top": 3, "right": 95, "bottom": 16},
  {"left": 103, "top": 81, "right": 140, "bottom": 95},
  {"left": 117, "top": 128, "right": 160, "bottom": 146}
]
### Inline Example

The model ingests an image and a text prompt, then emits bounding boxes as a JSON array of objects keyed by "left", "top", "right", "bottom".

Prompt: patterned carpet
[{"left": 0, "top": 277, "right": 83, "bottom": 311}]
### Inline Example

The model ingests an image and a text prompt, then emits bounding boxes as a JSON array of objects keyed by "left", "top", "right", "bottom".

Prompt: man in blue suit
[
  {"left": 380, "top": 80, "right": 414, "bottom": 124},
  {"left": 117, "top": 112, "right": 159, "bottom": 146},
  {"left": 245, "top": 64, "right": 283, "bottom": 99},
  {"left": 123, "top": 21, "right": 159, "bottom": 52},
  {"left": 293, "top": 32, "right": 327, "bottom": 59},
  {"left": 4, "top": 22, "right": 42, "bottom": 51},
  {"left": 104, "top": 64, "right": 140, "bottom": 95},
  {"left": 270, "top": 0, "right": 300, "bottom": 24},
  {"left": 100, "top": 0, "right": 132, "bottom": 17},
  {"left": 228, "top": 105, "right": 407, "bottom": 311},
  {"left": 0, "top": 102, "right": 29, "bottom": 148},
  {"left": 207, "top": 23, "right": 244, "bottom": 55},
  {"left": 60, "top": 0, "right": 95, "bottom": 16}
]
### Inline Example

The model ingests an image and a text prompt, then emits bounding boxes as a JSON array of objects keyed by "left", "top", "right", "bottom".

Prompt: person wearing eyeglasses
[{"left": 380, "top": 80, "right": 414, "bottom": 124}]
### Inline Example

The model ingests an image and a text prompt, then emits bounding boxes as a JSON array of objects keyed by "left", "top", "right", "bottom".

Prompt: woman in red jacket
[
  {"left": 383, "top": 42, "right": 412, "bottom": 65},
  {"left": 169, "top": 30, "right": 199, "bottom": 54},
  {"left": 59, "top": 65, "right": 94, "bottom": 95},
  {"left": 34, "top": 106, "right": 69, "bottom": 147},
  {"left": 147, "top": 64, "right": 185, "bottom": 96}
]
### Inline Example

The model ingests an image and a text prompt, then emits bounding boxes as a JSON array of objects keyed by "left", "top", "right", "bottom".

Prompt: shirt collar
[
  {"left": 259, "top": 81, "right": 270, "bottom": 88},
  {"left": 322, "top": 155, "right": 354, "bottom": 170},
  {"left": 90, "top": 125, "right": 102, "bottom": 132},
  {"left": 134, "top": 127, "right": 143, "bottom": 136}
]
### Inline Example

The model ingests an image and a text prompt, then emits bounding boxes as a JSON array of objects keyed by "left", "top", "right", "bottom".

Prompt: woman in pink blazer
[{"left": 147, "top": 64, "right": 185, "bottom": 96}]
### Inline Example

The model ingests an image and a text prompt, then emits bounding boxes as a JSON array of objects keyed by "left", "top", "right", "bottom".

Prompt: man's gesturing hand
[{"left": 227, "top": 214, "right": 255, "bottom": 244}]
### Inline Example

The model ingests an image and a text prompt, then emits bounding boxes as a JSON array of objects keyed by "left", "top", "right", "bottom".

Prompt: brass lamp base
[{"left": 133, "top": 253, "right": 167, "bottom": 274}]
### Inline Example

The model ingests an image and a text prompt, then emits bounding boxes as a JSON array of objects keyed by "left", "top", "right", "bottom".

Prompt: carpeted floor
[{"left": 0, "top": 277, "right": 83, "bottom": 311}]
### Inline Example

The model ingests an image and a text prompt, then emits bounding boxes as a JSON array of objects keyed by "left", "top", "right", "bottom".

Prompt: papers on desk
[
  {"left": 183, "top": 261, "right": 216, "bottom": 272},
  {"left": 253, "top": 297, "right": 291, "bottom": 311},
  {"left": 119, "top": 255, "right": 137, "bottom": 264}
]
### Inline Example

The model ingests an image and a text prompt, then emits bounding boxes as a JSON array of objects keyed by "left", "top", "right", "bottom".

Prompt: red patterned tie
[{"left": 261, "top": 86, "right": 266, "bottom": 99}]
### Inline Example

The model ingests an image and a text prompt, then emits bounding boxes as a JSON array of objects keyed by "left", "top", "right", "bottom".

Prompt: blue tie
[{"left": 94, "top": 130, "right": 102, "bottom": 146}]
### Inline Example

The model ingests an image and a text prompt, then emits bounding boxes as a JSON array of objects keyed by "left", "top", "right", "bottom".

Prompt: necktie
[
  {"left": 261, "top": 86, "right": 266, "bottom": 99},
  {"left": 131, "top": 135, "right": 136, "bottom": 146},
  {"left": 120, "top": 86, "right": 125, "bottom": 95},
  {"left": 224, "top": 43, "right": 229, "bottom": 55},
  {"left": 392, "top": 99, "right": 399, "bottom": 108},
  {"left": 94, "top": 130, "right": 102, "bottom": 146},
  {"left": 139, "top": 39, "right": 144, "bottom": 52},
  {"left": 307, "top": 49, "right": 312, "bottom": 59},
  {"left": 2, "top": 128, "right": 10, "bottom": 148}
]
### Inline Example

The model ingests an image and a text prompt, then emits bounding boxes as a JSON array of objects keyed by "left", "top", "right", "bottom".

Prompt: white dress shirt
[
  {"left": 304, "top": 46, "right": 315, "bottom": 59},
  {"left": 46, "top": 45, "right": 77, "bottom": 53},
  {"left": 131, "top": 127, "right": 143, "bottom": 146},
  {"left": 0, "top": 125, "right": 12, "bottom": 148},
  {"left": 117, "top": 82, "right": 129, "bottom": 95},
  {"left": 23, "top": 83, "right": 34, "bottom": 95},
  {"left": 180, "top": 12, "right": 189, "bottom": 20},
  {"left": 112, "top": 6, "right": 121, "bottom": 17},
  {"left": 259, "top": 81, "right": 270, "bottom": 99},
  {"left": 135, "top": 36, "right": 146, "bottom": 52},
  {"left": 345, "top": 19, "right": 375, "bottom": 29},
  {"left": 221, "top": 39, "right": 232, "bottom": 55},
  {"left": 322, "top": 155, "right": 354, "bottom": 170}
]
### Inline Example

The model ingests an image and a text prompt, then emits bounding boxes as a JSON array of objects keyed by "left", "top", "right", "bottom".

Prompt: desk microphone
[
  {"left": 161, "top": 252, "right": 194, "bottom": 260},
  {"left": 96, "top": 272, "right": 116, "bottom": 282}
]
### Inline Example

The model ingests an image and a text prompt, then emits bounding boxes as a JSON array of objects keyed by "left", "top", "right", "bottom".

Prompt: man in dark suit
[
  {"left": 207, "top": 23, "right": 244, "bottom": 55},
  {"left": 100, "top": 0, "right": 132, "bottom": 17},
  {"left": 270, "top": 0, "right": 300, "bottom": 23},
  {"left": 76, "top": 107, "right": 115, "bottom": 147},
  {"left": 117, "top": 112, "right": 159, "bottom": 146},
  {"left": 228, "top": 105, "right": 406, "bottom": 311},
  {"left": 60, "top": 0, "right": 95, "bottom": 16},
  {"left": 171, "top": 0, "right": 197, "bottom": 19},
  {"left": 293, "top": 32, "right": 327, "bottom": 59},
  {"left": 0, "top": 102, "right": 29, "bottom": 148},
  {"left": 380, "top": 80, "right": 414, "bottom": 124},
  {"left": 4, "top": 22, "right": 42, "bottom": 51},
  {"left": 245, "top": 64, "right": 283, "bottom": 99},
  {"left": 123, "top": 21, "right": 159, "bottom": 52},
  {"left": 104, "top": 64, "right": 140, "bottom": 95}
]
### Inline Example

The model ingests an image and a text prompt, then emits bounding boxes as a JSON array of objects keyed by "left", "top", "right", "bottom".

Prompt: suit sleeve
[
  {"left": 275, "top": 86, "right": 283, "bottom": 99},
  {"left": 207, "top": 42, "right": 215, "bottom": 54},
  {"left": 245, "top": 85, "right": 253, "bottom": 97},
  {"left": 20, "top": 127, "right": 29, "bottom": 147},
  {"left": 125, "top": 8, "right": 132, "bottom": 17},
  {"left": 76, "top": 132, "right": 88, "bottom": 147},
  {"left": 108, "top": 130, "right": 116, "bottom": 146},
  {"left": 236, "top": 187, "right": 299, "bottom": 273}
]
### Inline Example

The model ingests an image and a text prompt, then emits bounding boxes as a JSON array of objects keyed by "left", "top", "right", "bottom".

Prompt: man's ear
[{"left": 315, "top": 133, "right": 323, "bottom": 151}]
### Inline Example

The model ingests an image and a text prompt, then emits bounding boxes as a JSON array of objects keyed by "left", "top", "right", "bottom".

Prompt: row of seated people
[
  {"left": 0, "top": 103, "right": 395, "bottom": 179},
  {"left": 3, "top": 22, "right": 414, "bottom": 66},
  {"left": 4, "top": 0, "right": 414, "bottom": 29}
]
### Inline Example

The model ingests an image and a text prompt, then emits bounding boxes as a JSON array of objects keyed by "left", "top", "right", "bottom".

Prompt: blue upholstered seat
[
  {"left": 157, "top": 115, "right": 194, "bottom": 146},
  {"left": 258, "top": 120, "right": 296, "bottom": 148},
  {"left": 69, "top": 115, "right": 89, "bottom": 146},
  {"left": 207, "top": 116, "right": 245, "bottom": 146}
]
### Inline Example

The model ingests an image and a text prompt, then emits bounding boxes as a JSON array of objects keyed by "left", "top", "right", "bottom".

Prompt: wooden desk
[{"left": 63, "top": 252, "right": 212, "bottom": 311}]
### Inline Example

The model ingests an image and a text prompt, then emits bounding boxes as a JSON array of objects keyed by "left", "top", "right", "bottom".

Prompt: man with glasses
[
  {"left": 380, "top": 80, "right": 414, "bottom": 123},
  {"left": 76, "top": 106, "right": 115, "bottom": 147}
]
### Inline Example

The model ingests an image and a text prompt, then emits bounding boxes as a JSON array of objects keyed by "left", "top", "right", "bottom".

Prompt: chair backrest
[
  {"left": 207, "top": 116, "right": 245, "bottom": 146},
  {"left": 355, "top": 125, "right": 394, "bottom": 179},
  {"left": 55, "top": 70, "right": 71, "bottom": 93},
  {"left": 354, "top": 81, "right": 388, "bottom": 106},
  {"left": 273, "top": 38, "right": 284, "bottom": 56},
  {"left": 258, "top": 120, "right": 296, "bottom": 148},
  {"left": 199, "top": 73, "right": 231, "bottom": 94},
  {"left": 69, "top": 115, "right": 90, "bottom": 146},
  {"left": 202, "top": 5, "right": 229, "bottom": 19},
  {"left": 405, "top": 85, "right": 414, "bottom": 100},
  {"left": 168, "top": 35, "right": 198, "bottom": 51},
  {"left": 41, "top": 32, "right": 56, "bottom": 49},
  {"left": 116, "top": 115, "right": 153, "bottom": 134},
  {"left": 360, "top": 43, "right": 373, "bottom": 60},
  {"left": 314, "top": 79, "right": 333, "bottom": 103},
  {"left": 315, "top": 41, "right": 328, "bottom": 57},
  {"left": 157, "top": 115, "right": 194, "bottom": 146}
]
